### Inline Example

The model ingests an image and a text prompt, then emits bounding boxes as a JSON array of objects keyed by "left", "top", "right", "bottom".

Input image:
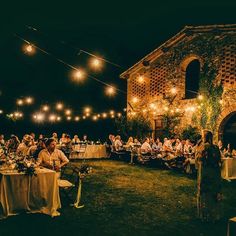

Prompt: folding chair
[
  {"left": 58, "top": 165, "right": 80, "bottom": 204},
  {"left": 69, "top": 144, "right": 80, "bottom": 159}
]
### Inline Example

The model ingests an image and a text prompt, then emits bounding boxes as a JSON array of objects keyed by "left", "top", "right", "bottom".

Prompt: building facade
[{"left": 120, "top": 24, "right": 236, "bottom": 142}]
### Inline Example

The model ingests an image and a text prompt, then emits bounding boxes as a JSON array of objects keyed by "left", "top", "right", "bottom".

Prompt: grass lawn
[{"left": 0, "top": 160, "right": 236, "bottom": 236}]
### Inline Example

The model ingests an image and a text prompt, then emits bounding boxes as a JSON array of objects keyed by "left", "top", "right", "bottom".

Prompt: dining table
[{"left": 0, "top": 166, "right": 61, "bottom": 219}]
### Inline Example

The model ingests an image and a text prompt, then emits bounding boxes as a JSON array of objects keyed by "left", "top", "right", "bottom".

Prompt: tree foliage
[{"left": 115, "top": 115, "right": 152, "bottom": 141}]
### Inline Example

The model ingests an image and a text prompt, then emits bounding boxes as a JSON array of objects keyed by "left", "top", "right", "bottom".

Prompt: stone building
[{"left": 120, "top": 24, "right": 236, "bottom": 145}]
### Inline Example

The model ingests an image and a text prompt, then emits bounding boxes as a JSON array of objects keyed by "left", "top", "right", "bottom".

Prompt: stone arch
[
  {"left": 180, "top": 54, "right": 203, "bottom": 72},
  {"left": 217, "top": 105, "right": 236, "bottom": 142}
]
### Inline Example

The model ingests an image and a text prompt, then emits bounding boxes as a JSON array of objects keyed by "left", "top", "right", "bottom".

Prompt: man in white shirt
[{"left": 38, "top": 138, "right": 69, "bottom": 172}]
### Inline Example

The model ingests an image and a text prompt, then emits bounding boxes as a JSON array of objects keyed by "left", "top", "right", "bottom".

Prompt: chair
[{"left": 58, "top": 164, "right": 80, "bottom": 204}]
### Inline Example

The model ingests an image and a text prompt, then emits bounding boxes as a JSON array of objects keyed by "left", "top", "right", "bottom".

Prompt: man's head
[{"left": 45, "top": 138, "right": 56, "bottom": 152}]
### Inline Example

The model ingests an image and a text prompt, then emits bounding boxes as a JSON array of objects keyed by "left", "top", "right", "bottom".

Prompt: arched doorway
[{"left": 219, "top": 112, "right": 236, "bottom": 149}]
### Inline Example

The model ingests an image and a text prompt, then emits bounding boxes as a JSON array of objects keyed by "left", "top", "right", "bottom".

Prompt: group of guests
[
  {"left": 0, "top": 133, "right": 90, "bottom": 158},
  {"left": 0, "top": 132, "right": 91, "bottom": 173},
  {"left": 108, "top": 131, "right": 230, "bottom": 223},
  {"left": 108, "top": 134, "right": 234, "bottom": 161}
]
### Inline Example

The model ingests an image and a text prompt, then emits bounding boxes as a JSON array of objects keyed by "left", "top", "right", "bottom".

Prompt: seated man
[{"left": 38, "top": 138, "right": 69, "bottom": 172}]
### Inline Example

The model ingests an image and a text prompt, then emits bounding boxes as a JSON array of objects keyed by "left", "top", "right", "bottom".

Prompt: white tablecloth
[
  {"left": 70, "top": 144, "right": 108, "bottom": 159},
  {"left": 227, "top": 217, "right": 236, "bottom": 236},
  {"left": 221, "top": 158, "right": 236, "bottom": 180},
  {"left": 0, "top": 168, "right": 61, "bottom": 219}
]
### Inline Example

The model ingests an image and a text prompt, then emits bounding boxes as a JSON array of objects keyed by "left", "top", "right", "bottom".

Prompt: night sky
[{"left": 0, "top": 0, "right": 236, "bottom": 140}]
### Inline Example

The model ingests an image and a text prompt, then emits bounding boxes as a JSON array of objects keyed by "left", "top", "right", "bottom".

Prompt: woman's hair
[
  {"left": 44, "top": 138, "right": 55, "bottom": 147},
  {"left": 202, "top": 130, "right": 213, "bottom": 144}
]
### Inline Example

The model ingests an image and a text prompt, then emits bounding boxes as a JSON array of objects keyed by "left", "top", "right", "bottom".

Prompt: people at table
[
  {"left": 30, "top": 132, "right": 36, "bottom": 146},
  {"left": 59, "top": 133, "right": 67, "bottom": 146},
  {"left": 125, "top": 137, "right": 134, "bottom": 151},
  {"left": 6, "top": 135, "right": 20, "bottom": 153},
  {"left": 82, "top": 134, "right": 88, "bottom": 143},
  {"left": 183, "top": 139, "right": 192, "bottom": 154},
  {"left": 162, "top": 138, "right": 173, "bottom": 152},
  {"left": 152, "top": 138, "right": 163, "bottom": 152},
  {"left": 174, "top": 138, "right": 183, "bottom": 156},
  {"left": 38, "top": 138, "right": 69, "bottom": 172},
  {"left": 141, "top": 138, "right": 152, "bottom": 154},
  {"left": 72, "top": 135, "right": 80, "bottom": 145},
  {"left": 16, "top": 134, "right": 33, "bottom": 156},
  {"left": 133, "top": 138, "right": 141, "bottom": 146},
  {"left": 52, "top": 132, "right": 59, "bottom": 144},
  {"left": 114, "top": 135, "right": 123, "bottom": 151}
]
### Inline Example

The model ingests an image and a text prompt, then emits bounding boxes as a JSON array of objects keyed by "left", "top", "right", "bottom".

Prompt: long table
[
  {"left": 70, "top": 144, "right": 108, "bottom": 159},
  {"left": 0, "top": 167, "right": 61, "bottom": 219},
  {"left": 221, "top": 158, "right": 236, "bottom": 180}
]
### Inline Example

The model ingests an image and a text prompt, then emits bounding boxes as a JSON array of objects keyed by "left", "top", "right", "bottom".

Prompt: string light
[
  {"left": 15, "top": 34, "right": 127, "bottom": 96},
  {"left": 105, "top": 86, "right": 116, "bottom": 96},
  {"left": 72, "top": 69, "right": 86, "bottom": 82},
  {"left": 89, "top": 57, "right": 103, "bottom": 70},
  {"left": 17, "top": 99, "right": 24, "bottom": 106},
  {"left": 33, "top": 113, "right": 45, "bottom": 122},
  {"left": 84, "top": 107, "right": 91, "bottom": 113},
  {"left": 198, "top": 94, "right": 204, "bottom": 100},
  {"left": 92, "top": 115, "right": 98, "bottom": 121},
  {"left": 0, "top": 110, "right": 3, "bottom": 114},
  {"left": 56, "top": 116, "right": 61, "bottom": 121},
  {"left": 132, "top": 97, "right": 139, "bottom": 103},
  {"left": 170, "top": 87, "right": 177, "bottom": 95},
  {"left": 56, "top": 103, "right": 64, "bottom": 110},
  {"left": 49, "top": 114, "right": 56, "bottom": 122},
  {"left": 23, "top": 44, "right": 35, "bottom": 55},
  {"left": 66, "top": 116, "right": 72, "bottom": 121},
  {"left": 42, "top": 105, "right": 50, "bottom": 112},
  {"left": 102, "top": 113, "right": 107, "bottom": 118},
  {"left": 137, "top": 75, "right": 144, "bottom": 83},
  {"left": 25, "top": 97, "right": 33, "bottom": 104},
  {"left": 75, "top": 116, "right": 80, "bottom": 121},
  {"left": 65, "top": 109, "right": 72, "bottom": 115}
]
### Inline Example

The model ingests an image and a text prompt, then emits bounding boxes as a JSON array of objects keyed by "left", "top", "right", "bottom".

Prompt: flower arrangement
[
  {"left": 78, "top": 164, "right": 92, "bottom": 178},
  {"left": 15, "top": 159, "right": 37, "bottom": 176}
]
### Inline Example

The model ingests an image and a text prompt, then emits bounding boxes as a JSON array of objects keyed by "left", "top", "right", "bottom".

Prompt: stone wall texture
[{"left": 121, "top": 25, "right": 236, "bottom": 140}]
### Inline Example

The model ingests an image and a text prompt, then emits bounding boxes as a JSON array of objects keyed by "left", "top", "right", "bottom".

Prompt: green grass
[{"left": 0, "top": 160, "right": 236, "bottom": 236}]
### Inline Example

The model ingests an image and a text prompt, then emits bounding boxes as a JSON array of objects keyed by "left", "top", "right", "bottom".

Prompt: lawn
[{"left": 0, "top": 160, "right": 235, "bottom": 236}]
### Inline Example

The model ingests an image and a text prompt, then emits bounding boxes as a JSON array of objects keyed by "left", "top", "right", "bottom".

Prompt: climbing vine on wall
[{"left": 192, "top": 65, "right": 223, "bottom": 132}]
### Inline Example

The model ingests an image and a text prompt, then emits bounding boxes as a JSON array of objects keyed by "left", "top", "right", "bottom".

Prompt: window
[{"left": 185, "top": 59, "right": 200, "bottom": 99}]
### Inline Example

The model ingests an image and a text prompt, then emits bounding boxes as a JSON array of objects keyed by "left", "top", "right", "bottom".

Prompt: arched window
[{"left": 185, "top": 59, "right": 200, "bottom": 99}]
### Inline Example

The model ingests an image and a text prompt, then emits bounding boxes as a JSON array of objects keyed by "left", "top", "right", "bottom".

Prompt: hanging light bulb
[
  {"left": 23, "top": 44, "right": 36, "bottom": 55},
  {"left": 72, "top": 69, "right": 86, "bottom": 82},
  {"left": 25, "top": 97, "right": 34, "bottom": 104},
  {"left": 105, "top": 86, "right": 116, "bottom": 96},
  {"left": 89, "top": 57, "right": 103, "bottom": 70}
]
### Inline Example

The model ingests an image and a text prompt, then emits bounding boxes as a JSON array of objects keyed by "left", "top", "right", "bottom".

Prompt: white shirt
[
  {"left": 141, "top": 142, "right": 152, "bottom": 153},
  {"left": 38, "top": 148, "right": 69, "bottom": 169}
]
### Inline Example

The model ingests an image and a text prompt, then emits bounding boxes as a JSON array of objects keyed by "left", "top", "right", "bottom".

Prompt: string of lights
[
  {"left": 14, "top": 33, "right": 126, "bottom": 95},
  {"left": 26, "top": 25, "right": 123, "bottom": 68}
]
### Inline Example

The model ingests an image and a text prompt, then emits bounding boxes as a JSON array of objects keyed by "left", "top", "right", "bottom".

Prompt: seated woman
[
  {"left": 124, "top": 136, "right": 134, "bottom": 151},
  {"left": 114, "top": 135, "right": 123, "bottom": 152},
  {"left": 141, "top": 138, "right": 152, "bottom": 154}
]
